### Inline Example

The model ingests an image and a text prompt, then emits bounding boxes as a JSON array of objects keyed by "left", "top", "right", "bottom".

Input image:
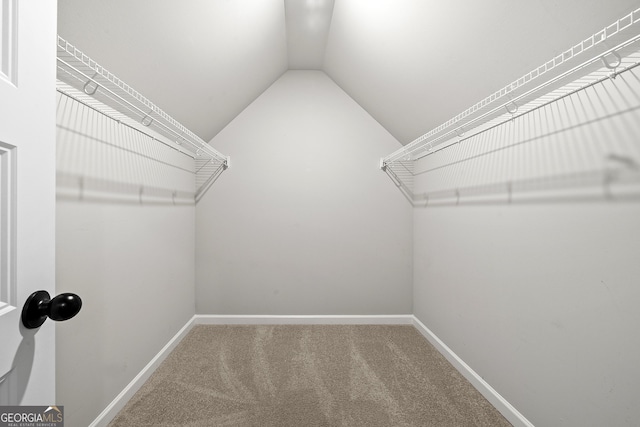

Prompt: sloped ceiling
[
  {"left": 58, "top": 0, "right": 290, "bottom": 143},
  {"left": 324, "top": 0, "right": 640, "bottom": 144},
  {"left": 58, "top": 0, "right": 639, "bottom": 146}
]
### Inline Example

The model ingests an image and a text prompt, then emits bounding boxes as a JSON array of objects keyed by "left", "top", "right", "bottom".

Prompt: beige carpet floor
[{"left": 108, "top": 325, "right": 512, "bottom": 426}]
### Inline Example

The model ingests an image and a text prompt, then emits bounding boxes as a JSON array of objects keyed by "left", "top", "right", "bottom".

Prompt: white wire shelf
[
  {"left": 382, "top": 7, "right": 640, "bottom": 166},
  {"left": 56, "top": 35, "right": 229, "bottom": 199}
]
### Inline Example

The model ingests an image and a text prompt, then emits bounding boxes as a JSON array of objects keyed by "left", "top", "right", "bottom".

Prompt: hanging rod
[
  {"left": 56, "top": 35, "right": 229, "bottom": 168},
  {"left": 382, "top": 7, "right": 640, "bottom": 166}
]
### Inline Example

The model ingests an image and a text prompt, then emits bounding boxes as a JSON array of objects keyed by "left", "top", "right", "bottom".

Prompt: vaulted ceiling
[{"left": 58, "top": 0, "right": 639, "bottom": 146}]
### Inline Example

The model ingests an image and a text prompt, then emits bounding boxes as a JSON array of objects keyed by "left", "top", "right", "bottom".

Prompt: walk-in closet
[{"left": 1, "top": 1, "right": 639, "bottom": 426}]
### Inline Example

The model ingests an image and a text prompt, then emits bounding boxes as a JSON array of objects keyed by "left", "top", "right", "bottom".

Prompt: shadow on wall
[
  {"left": 0, "top": 326, "right": 36, "bottom": 405},
  {"left": 56, "top": 93, "right": 196, "bottom": 205},
  {"left": 384, "top": 68, "right": 640, "bottom": 206}
]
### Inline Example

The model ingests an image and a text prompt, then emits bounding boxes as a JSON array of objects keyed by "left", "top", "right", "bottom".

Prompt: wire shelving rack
[
  {"left": 382, "top": 8, "right": 640, "bottom": 166},
  {"left": 381, "top": 8, "right": 640, "bottom": 204},
  {"left": 56, "top": 36, "right": 229, "bottom": 200}
]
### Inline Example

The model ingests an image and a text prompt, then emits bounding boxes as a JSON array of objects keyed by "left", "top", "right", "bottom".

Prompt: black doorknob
[{"left": 21, "top": 290, "right": 82, "bottom": 329}]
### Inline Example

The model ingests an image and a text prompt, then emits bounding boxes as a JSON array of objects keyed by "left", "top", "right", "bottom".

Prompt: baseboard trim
[
  {"left": 88, "top": 316, "right": 197, "bottom": 427},
  {"left": 411, "top": 316, "right": 534, "bottom": 427},
  {"left": 194, "top": 314, "right": 415, "bottom": 325}
]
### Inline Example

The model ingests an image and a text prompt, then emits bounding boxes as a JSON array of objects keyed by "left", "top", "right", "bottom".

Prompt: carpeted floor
[{"left": 109, "top": 325, "right": 512, "bottom": 426}]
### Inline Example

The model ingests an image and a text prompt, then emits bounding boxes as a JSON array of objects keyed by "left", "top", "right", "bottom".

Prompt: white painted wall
[
  {"left": 413, "top": 69, "right": 640, "bottom": 426},
  {"left": 196, "top": 70, "right": 412, "bottom": 315},
  {"left": 55, "top": 93, "right": 196, "bottom": 427}
]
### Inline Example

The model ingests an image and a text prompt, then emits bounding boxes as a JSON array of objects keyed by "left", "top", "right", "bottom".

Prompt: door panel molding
[
  {"left": 0, "top": 0, "right": 18, "bottom": 86},
  {"left": 0, "top": 141, "right": 16, "bottom": 313}
]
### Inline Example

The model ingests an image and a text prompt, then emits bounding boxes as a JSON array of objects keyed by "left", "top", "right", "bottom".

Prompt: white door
[{"left": 0, "top": 0, "right": 57, "bottom": 406}]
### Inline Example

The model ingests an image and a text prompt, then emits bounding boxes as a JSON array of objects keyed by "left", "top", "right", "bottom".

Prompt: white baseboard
[
  {"left": 90, "top": 314, "right": 531, "bottom": 427},
  {"left": 411, "top": 316, "right": 534, "bottom": 427},
  {"left": 88, "top": 317, "right": 196, "bottom": 427},
  {"left": 194, "top": 314, "right": 414, "bottom": 325}
]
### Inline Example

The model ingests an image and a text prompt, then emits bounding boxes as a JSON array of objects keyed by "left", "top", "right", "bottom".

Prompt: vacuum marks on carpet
[{"left": 109, "top": 325, "right": 511, "bottom": 426}]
